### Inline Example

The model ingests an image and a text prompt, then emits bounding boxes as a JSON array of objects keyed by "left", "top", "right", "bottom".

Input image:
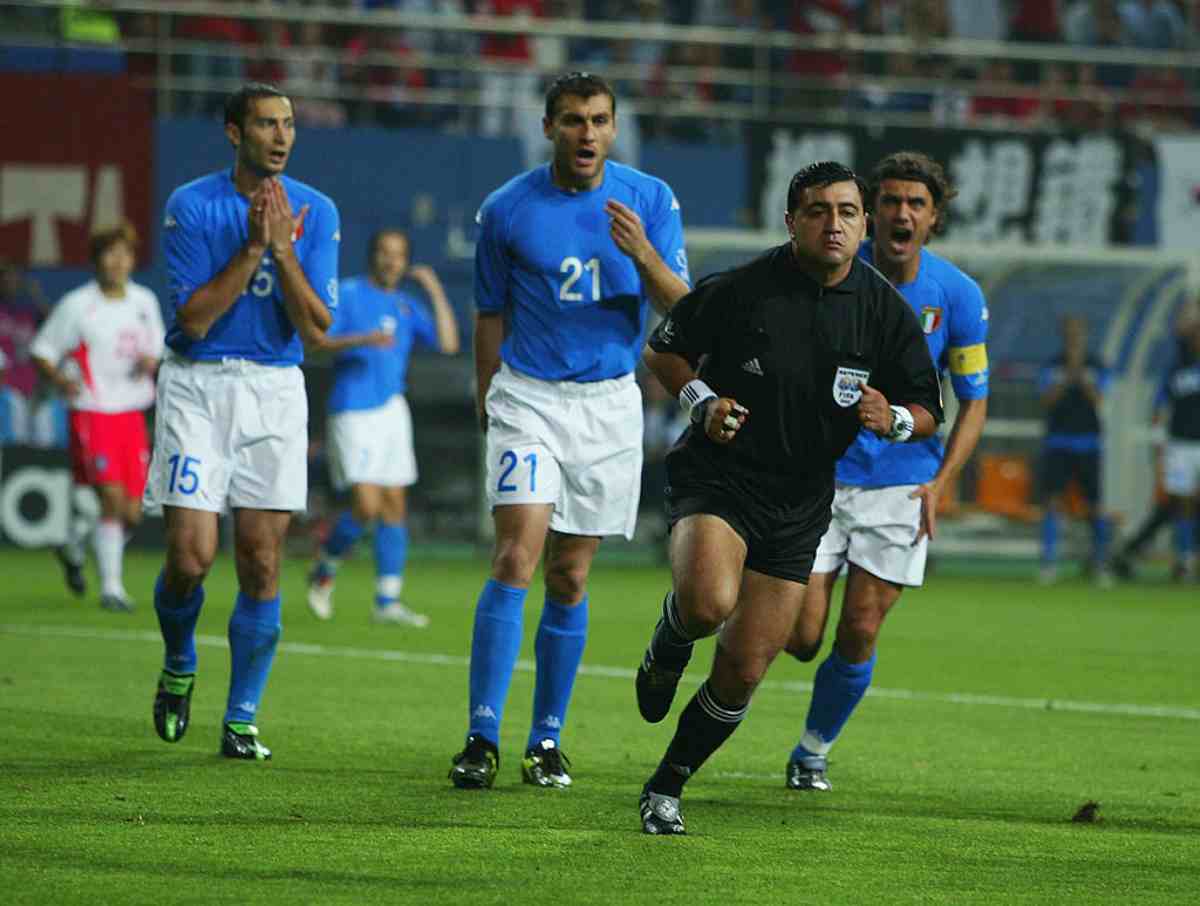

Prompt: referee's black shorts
[{"left": 664, "top": 444, "right": 834, "bottom": 585}]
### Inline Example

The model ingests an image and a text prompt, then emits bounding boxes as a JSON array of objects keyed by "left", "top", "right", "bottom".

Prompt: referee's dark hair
[
  {"left": 868, "top": 151, "right": 957, "bottom": 235},
  {"left": 224, "top": 82, "right": 291, "bottom": 132},
  {"left": 544, "top": 71, "right": 616, "bottom": 121},
  {"left": 786, "top": 161, "right": 869, "bottom": 214}
]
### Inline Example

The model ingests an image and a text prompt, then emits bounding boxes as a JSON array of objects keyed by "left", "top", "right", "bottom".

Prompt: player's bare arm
[
  {"left": 32, "top": 355, "right": 80, "bottom": 399},
  {"left": 409, "top": 264, "right": 461, "bottom": 355},
  {"left": 857, "top": 383, "right": 935, "bottom": 439},
  {"left": 306, "top": 330, "right": 394, "bottom": 356},
  {"left": 473, "top": 311, "right": 504, "bottom": 431},
  {"left": 174, "top": 184, "right": 271, "bottom": 340},
  {"left": 643, "top": 346, "right": 748, "bottom": 445},
  {"left": 264, "top": 180, "right": 332, "bottom": 343},
  {"left": 605, "top": 199, "right": 689, "bottom": 315},
  {"left": 910, "top": 396, "right": 988, "bottom": 542}
]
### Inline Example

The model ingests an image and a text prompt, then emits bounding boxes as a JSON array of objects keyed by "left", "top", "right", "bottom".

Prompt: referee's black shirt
[{"left": 648, "top": 244, "right": 943, "bottom": 505}]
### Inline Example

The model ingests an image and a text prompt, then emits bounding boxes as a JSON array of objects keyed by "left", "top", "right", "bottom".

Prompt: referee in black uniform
[{"left": 634, "top": 161, "right": 943, "bottom": 835}]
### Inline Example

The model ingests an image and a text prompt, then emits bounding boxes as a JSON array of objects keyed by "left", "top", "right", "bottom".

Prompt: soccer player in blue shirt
[
  {"left": 782, "top": 152, "right": 990, "bottom": 793},
  {"left": 146, "top": 83, "right": 341, "bottom": 760},
  {"left": 448, "top": 72, "right": 691, "bottom": 790},
  {"left": 1153, "top": 315, "right": 1200, "bottom": 580},
  {"left": 1036, "top": 315, "right": 1113, "bottom": 586},
  {"left": 306, "top": 228, "right": 460, "bottom": 624}
]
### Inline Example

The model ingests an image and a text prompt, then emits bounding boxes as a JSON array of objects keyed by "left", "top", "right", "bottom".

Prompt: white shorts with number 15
[
  {"left": 484, "top": 363, "right": 643, "bottom": 540},
  {"left": 143, "top": 354, "right": 309, "bottom": 514}
]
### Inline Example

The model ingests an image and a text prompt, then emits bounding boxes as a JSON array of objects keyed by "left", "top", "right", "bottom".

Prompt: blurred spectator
[
  {"left": 784, "top": 0, "right": 858, "bottom": 109},
  {"left": 851, "top": 51, "right": 935, "bottom": 115},
  {"left": 970, "top": 57, "right": 1041, "bottom": 122},
  {"left": 1120, "top": 64, "right": 1195, "bottom": 127},
  {"left": 119, "top": 12, "right": 162, "bottom": 84},
  {"left": 246, "top": 19, "right": 290, "bottom": 86},
  {"left": 1120, "top": 0, "right": 1193, "bottom": 49},
  {"left": 1009, "top": 0, "right": 1063, "bottom": 43},
  {"left": 693, "top": 0, "right": 765, "bottom": 114},
  {"left": 173, "top": 1, "right": 253, "bottom": 115},
  {"left": 286, "top": 20, "right": 349, "bottom": 128},
  {"left": 476, "top": 0, "right": 545, "bottom": 137},
  {"left": 344, "top": 26, "right": 430, "bottom": 127},
  {"left": 0, "top": 260, "right": 46, "bottom": 400},
  {"left": 59, "top": 1, "right": 120, "bottom": 44},
  {"left": 946, "top": 0, "right": 1007, "bottom": 41}
]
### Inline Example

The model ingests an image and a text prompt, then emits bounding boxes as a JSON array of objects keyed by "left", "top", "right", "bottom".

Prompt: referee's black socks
[
  {"left": 648, "top": 680, "right": 748, "bottom": 798},
  {"left": 648, "top": 591, "right": 696, "bottom": 673}
]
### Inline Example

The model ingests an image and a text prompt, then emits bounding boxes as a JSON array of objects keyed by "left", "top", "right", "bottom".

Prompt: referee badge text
[{"left": 833, "top": 366, "right": 871, "bottom": 407}]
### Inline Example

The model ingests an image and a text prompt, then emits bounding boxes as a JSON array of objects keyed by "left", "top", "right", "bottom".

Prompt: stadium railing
[{"left": 2, "top": 0, "right": 1198, "bottom": 132}]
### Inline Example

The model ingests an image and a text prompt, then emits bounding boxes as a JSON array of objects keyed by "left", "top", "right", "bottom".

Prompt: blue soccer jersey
[
  {"left": 836, "top": 242, "right": 990, "bottom": 488},
  {"left": 162, "top": 170, "right": 341, "bottom": 365},
  {"left": 326, "top": 276, "right": 439, "bottom": 414},
  {"left": 1040, "top": 355, "right": 1111, "bottom": 453},
  {"left": 474, "top": 161, "right": 689, "bottom": 382}
]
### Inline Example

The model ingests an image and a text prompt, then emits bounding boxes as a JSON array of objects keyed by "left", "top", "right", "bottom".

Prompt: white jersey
[{"left": 30, "top": 280, "right": 165, "bottom": 413}]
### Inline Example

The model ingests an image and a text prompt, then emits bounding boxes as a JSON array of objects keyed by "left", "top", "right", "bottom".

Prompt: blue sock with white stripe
[
  {"left": 794, "top": 649, "right": 876, "bottom": 760},
  {"left": 323, "top": 511, "right": 365, "bottom": 562},
  {"left": 374, "top": 521, "right": 408, "bottom": 608},
  {"left": 528, "top": 596, "right": 588, "bottom": 749},
  {"left": 224, "top": 593, "right": 282, "bottom": 725},
  {"left": 153, "top": 571, "right": 204, "bottom": 674},
  {"left": 467, "top": 580, "right": 527, "bottom": 746},
  {"left": 1041, "top": 511, "right": 1060, "bottom": 565}
]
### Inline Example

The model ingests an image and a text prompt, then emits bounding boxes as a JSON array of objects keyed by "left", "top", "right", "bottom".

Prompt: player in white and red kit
[{"left": 31, "top": 221, "right": 165, "bottom": 612}]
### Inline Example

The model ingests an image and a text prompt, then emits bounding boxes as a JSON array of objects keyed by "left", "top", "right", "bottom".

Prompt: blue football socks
[
  {"left": 225, "top": 593, "right": 282, "bottom": 725},
  {"left": 1041, "top": 510, "right": 1060, "bottom": 565},
  {"left": 1175, "top": 516, "right": 1196, "bottom": 562},
  {"left": 153, "top": 570, "right": 205, "bottom": 675},
  {"left": 528, "top": 595, "right": 588, "bottom": 749},
  {"left": 1091, "top": 514, "right": 1112, "bottom": 566},
  {"left": 324, "top": 511, "right": 366, "bottom": 560},
  {"left": 467, "top": 580, "right": 527, "bottom": 746},
  {"left": 374, "top": 521, "right": 409, "bottom": 608},
  {"left": 794, "top": 650, "right": 876, "bottom": 759}
]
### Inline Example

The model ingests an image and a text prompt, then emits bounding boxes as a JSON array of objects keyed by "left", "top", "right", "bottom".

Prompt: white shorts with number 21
[{"left": 484, "top": 363, "right": 643, "bottom": 539}]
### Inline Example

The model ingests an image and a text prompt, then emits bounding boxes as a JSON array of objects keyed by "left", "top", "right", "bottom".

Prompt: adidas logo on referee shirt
[{"left": 741, "top": 358, "right": 764, "bottom": 376}]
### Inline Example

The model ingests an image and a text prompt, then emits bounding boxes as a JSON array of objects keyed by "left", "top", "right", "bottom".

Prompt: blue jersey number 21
[
  {"left": 167, "top": 454, "right": 202, "bottom": 495},
  {"left": 497, "top": 450, "right": 537, "bottom": 494}
]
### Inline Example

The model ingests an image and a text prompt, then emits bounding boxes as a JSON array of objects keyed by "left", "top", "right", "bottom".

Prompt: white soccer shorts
[
  {"left": 812, "top": 482, "right": 928, "bottom": 587},
  {"left": 1163, "top": 440, "right": 1200, "bottom": 497},
  {"left": 144, "top": 354, "right": 309, "bottom": 513},
  {"left": 327, "top": 394, "right": 417, "bottom": 490},
  {"left": 484, "top": 363, "right": 643, "bottom": 539}
]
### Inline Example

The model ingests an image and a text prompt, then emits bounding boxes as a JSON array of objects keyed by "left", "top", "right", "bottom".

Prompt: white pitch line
[{"left": 3, "top": 622, "right": 1199, "bottom": 722}]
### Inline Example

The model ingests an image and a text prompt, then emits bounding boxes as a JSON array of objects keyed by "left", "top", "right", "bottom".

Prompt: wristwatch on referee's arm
[
  {"left": 679, "top": 379, "right": 718, "bottom": 424},
  {"left": 884, "top": 405, "right": 915, "bottom": 442}
]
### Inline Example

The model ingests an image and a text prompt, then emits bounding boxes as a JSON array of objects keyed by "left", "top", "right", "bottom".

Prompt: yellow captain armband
[{"left": 949, "top": 343, "right": 988, "bottom": 376}]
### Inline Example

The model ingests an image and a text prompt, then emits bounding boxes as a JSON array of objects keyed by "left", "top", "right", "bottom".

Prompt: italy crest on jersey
[
  {"left": 921, "top": 305, "right": 943, "bottom": 335},
  {"left": 833, "top": 366, "right": 870, "bottom": 407}
]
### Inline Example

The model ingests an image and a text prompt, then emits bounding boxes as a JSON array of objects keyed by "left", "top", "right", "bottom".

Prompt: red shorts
[{"left": 69, "top": 409, "right": 151, "bottom": 498}]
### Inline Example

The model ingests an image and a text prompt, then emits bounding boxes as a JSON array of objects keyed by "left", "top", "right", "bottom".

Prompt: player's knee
[
  {"left": 840, "top": 610, "right": 882, "bottom": 647},
  {"left": 786, "top": 639, "right": 822, "bottom": 663},
  {"left": 544, "top": 563, "right": 587, "bottom": 603},
  {"left": 491, "top": 542, "right": 538, "bottom": 587},
  {"left": 235, "top": 543, "right": 280, "bottom": 590},
  {"left": 674, "top": 582, "right": 736, "bottom": 637},
  {"left": 166, "top": 550, "right": 212, "bottom": 590}
]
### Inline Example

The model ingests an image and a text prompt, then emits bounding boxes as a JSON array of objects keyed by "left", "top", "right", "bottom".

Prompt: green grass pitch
[{"left": 1, "top": 546, "right": 1197, "bottom": 904}]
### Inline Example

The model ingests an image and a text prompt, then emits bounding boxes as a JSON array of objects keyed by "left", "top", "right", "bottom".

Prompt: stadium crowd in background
[{"left": 3, "top": 1, "right": 1196, "bottom": 135}]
